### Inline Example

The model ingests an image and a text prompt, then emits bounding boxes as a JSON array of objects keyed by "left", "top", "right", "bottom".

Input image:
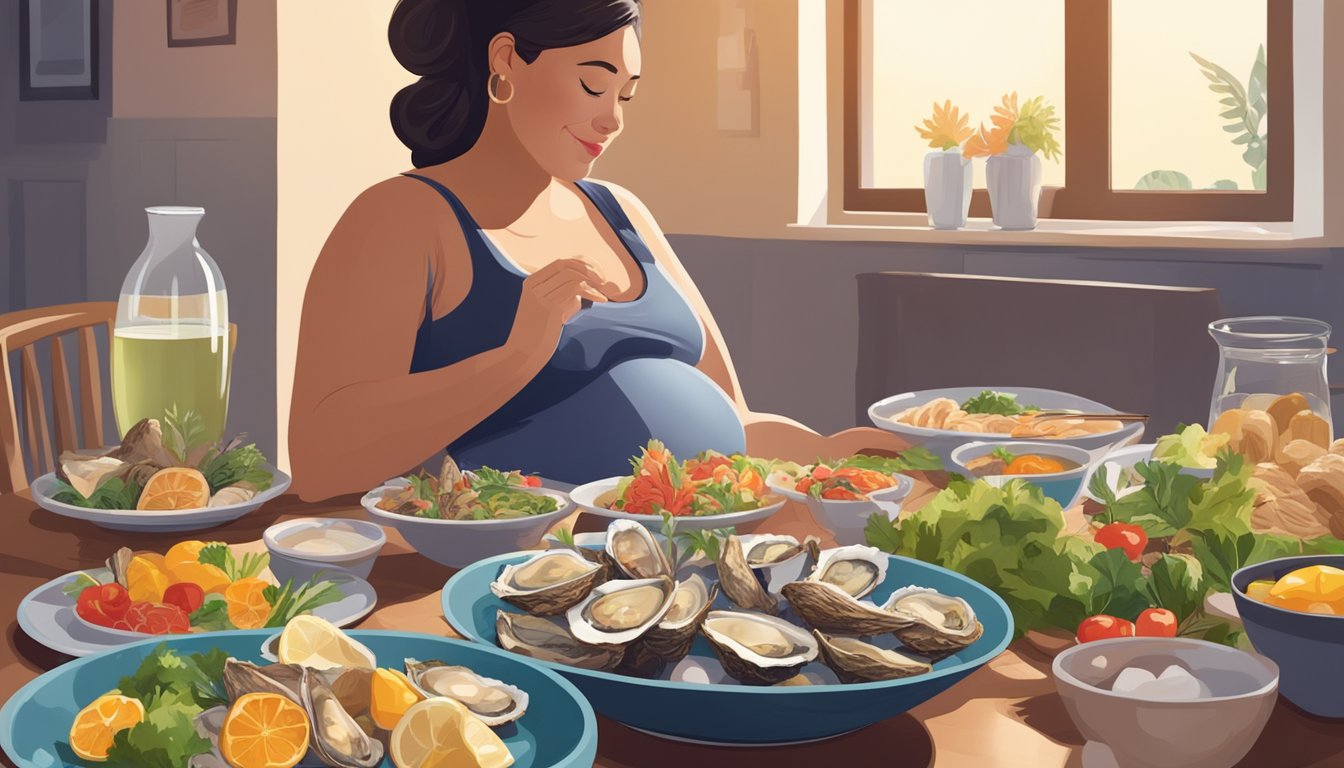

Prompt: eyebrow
[{"left": 579, "top": 60, "right": 640, "bottom": 80}]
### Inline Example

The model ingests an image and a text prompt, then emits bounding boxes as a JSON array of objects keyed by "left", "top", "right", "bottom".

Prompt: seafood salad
[
  {"left": 895, "top": 390, "right": 1124, "bottom": 439},
  {"left": 376, "top": 455, "right": 558, "bottom": 520},
  {"left": 770, "top": 452, "right": 939, "bottom": 501},
  {"left": 489, "top": 519, "right": 984, "bottom": 686},
  {"left": 54, "top": 408, "right": 273, "bottom": 511},
  {"left": 65, "top": 616, "right": 523, "bottom": 768},
  {"left": 595, "top": 440, "right": 781, "bottom": 517}
]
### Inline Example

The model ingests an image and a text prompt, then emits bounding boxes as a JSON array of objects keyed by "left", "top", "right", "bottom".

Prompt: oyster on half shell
[
  {"left": 806, "top": 545, "right": 887, "bottom": 599},
  {"left": 700, "top": 610, "right": 819, "bottom": 686},
  {"left": 780, "top": 580, "right": 909, "bottom": 635},
  {"left": 812, "top": 630, "right": 932, "bottom": 683},
  {"left": 604, "top": 520, "right": 673, "bottom": 580},
  {"left": 567, "top": 576, "right": 677, "bottom": 645},
  {"left": 717, "top": 535, "right": 780, "bottom": 613},
  {"left": 490, "top": 549, "right": 606, "bottom": 615},
  {"left": 642, "top": 574, "right": 720, "bottom": 662},
  {"left": 883, "top": 586, "right": 984, "bottom": 655},
  {"left": 496, "top": 610, "right": 625, "bottom": 671},
  {"left": 404, "top": 658, "right": 528, "bottom": 726},
  {"left": 737, "top": 534, "right": 820, "bottom": 594},
  {"left": 299, "top": 666, "right": 384, "bottom": 767}
]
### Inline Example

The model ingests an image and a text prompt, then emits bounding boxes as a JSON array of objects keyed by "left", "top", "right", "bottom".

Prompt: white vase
[
  {"left": 922, "top": 149, "right": 972, "bottom": 230},
  {"left": 986, "top": 144, "right": 1042, "bottom": 230}
]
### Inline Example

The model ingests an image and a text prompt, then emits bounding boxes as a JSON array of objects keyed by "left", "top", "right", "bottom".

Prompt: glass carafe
[
  {"left": 1208, "top": 316, "right": 1332, "bottom": 438},
  {"left": 112, "top": 206, "right": 231, "bottom": 444}
]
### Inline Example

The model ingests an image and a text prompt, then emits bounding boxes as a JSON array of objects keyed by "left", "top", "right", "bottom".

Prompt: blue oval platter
[
  {"left": 0, "top": 630, "right": 597, "bottom": 768},
  {"left": 443, "top": 551, "right": 1014, "bottom": 745}
]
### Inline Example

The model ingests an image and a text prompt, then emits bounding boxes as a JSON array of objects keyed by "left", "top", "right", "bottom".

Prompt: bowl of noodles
[{"left": 868, "top": 386, "right": 1145, "bottom": 466}]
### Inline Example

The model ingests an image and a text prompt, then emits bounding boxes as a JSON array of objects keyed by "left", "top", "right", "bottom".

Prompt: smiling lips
[{"left": 569, "top": 130, "right": 604, "bottom": 157}]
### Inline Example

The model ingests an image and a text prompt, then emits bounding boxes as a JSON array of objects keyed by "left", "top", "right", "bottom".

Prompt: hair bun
[
  {"left": 390, "top": 77, "right": 485, "bottom": 169},
  {"left": 388, "top": 0, "right": 470, "bottom": 77}
]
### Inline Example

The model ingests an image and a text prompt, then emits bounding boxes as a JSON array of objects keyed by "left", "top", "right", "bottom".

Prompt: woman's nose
[{"left": 593, "top": 104, "right": 621, "bottom": 137}]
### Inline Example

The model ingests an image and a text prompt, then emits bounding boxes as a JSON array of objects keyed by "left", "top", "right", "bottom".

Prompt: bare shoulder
[{"left": 317, "top": 174, "right": 465, "bottom": 273}]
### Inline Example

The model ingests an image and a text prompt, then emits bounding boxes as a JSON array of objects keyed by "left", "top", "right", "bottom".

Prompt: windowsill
[{"left": 787, "top": 214, "right": 1330, "bottom": 256}]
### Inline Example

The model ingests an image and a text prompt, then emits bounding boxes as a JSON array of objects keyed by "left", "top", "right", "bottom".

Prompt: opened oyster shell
[
  {"left": 605, "top": 520, "right": 673, "bottom": 579},
  {"left": 496, "top": 610, "right": 625, "bottom": 671},
  {"left": 717, "top": 534, "right": 779, "bottom": 613},
  {"left": 737, "top": 534, "right": 820, "bottom": 594},
  {"left": 701, "top": 610, "right": 819, "bottom": 686},
  {"left": 812, "top": 630, "right": 932, "bottom": 683},
  {"left": 491, "top": 549, "right": 606, "bottom": 615},
  {"left": 782, "top": 579, "right": 909, "bottom": 635},
  {"left": 883, "top": 586, "right": 984, "bottom": 655},
  {"left": 567, "top": 576, "right": 676, "bottom": 645},
  {"left": 643, "top": 574, "right": 720, "bottom": 662},
  {"left": 299, "top": 666, "right": 384, "bottom": 767},
  {"left": 807, "top": 545, "right": 887, "bottom": 599},
  {"left": 404, "top": 658, "right": 528, "bottom": 726}
]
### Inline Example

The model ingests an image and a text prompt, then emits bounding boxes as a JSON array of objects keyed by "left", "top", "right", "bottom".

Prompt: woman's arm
[
  {"left": 288, "top": 180, "right": 548, "bottom": 500},
  {"left": 601, "top": 184, "right": 910, "bottom": 462}
]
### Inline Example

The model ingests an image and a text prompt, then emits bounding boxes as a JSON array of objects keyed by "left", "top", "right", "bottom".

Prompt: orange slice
[
  {"left": 371, "top": 668, "right": 425, "bottom": 730},
  {"left": 168, "top": 560, "right": 232, "bottom": 595},
  {"left": 165, "top": 540, "right": 209, "bottom": 571},
  {"left": 136, "top": 467, "right": 211, "bottom": 511},
  {"left": 69, "top": 693, "right": 145, "bottom": 761},
  {"left": 225, "top": 577, "right": 273, "bottom": 629},
  {"left": 125, "top": 555, "right": 170, "bottom": 604},
  {"left": 220, "top": 692, "right": 310, "bottom": 768}
]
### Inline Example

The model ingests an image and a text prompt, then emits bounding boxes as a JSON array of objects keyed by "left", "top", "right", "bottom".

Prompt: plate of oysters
[{"left": 442, "top": 520, "right": 1013, "bottom": 745}]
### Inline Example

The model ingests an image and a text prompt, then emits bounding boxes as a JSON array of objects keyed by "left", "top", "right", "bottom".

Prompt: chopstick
[{"left": 1031, "top": 411, "right": 1150, "bottom": 422}]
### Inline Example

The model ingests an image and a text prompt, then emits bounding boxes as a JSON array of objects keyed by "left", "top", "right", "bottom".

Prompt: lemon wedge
[
  {"left": 391, "top": 697, "right": 514, "bottom": 768},
  {"left": 276, "top": 615, "right": 375, "bottom": 671}
]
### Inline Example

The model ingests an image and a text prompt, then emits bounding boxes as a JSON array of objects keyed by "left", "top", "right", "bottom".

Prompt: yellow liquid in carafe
[{"left": 112, "top": 324, "right": 231, "bottom": 444}]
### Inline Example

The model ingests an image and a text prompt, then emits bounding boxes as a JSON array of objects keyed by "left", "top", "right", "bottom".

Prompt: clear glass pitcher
[
  {"left": 1208, "top": 316, "right": 1332, "bottom": 437},
  {"left": 112, "top": 206, "right": 231, "bottom": 444}
]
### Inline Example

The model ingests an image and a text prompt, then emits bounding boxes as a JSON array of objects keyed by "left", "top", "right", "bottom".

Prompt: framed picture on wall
[
  {"left": 167, "top": 0, "right": 237, "bottom": 47},
  {"left": 19, "top": 0, "right": 99, "bottom": 101}
]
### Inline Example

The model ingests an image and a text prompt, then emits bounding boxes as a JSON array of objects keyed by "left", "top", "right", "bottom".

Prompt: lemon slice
[
  {"left": 391, "top": 697, "right": 514, "bottom": 768},
  {"left": 276, "top": 615, "right": 375, "bottom": 671}
]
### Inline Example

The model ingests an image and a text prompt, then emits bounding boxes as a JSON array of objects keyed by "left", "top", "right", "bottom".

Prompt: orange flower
[
  {"left": 915, "top": 99, "right": 974, "bottom": 150},
  {"left": 963, "top": 92, "right": 1019, "bottom": 158}
]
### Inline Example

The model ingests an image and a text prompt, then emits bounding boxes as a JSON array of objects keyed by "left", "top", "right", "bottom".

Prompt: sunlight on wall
[
  {"left": 1112, "top": 0, "right": 1267, "bottom": 191},
  {"left": 275, "top": 1, "right": 413, "bottom": 470}
]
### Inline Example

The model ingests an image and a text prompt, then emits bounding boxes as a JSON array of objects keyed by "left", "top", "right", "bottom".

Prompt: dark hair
[{"left": 389, "top": 0, "right": 642, "bottom": 168}]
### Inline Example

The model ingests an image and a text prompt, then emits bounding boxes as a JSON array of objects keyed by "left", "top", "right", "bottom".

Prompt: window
[{"left": 844, "top": 0, "right": 1293, "bottom": 221}]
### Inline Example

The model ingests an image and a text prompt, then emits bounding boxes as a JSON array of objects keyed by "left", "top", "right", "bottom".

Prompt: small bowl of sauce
[
  {"left": 951, "top": 441, "right": 1092, "bottom": 508},
  {"left": 263, "top": 517, "right": 386, "bottom": 582}
]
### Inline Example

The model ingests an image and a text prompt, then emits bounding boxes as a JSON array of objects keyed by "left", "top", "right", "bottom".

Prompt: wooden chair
[{"left": 0, "top": 303, "right": 236, "bottom": 494}]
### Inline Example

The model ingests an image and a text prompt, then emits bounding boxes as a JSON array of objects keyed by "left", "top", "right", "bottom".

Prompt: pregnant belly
[{"left": 453, "top": 358, "right": 746, "bottom": 485}]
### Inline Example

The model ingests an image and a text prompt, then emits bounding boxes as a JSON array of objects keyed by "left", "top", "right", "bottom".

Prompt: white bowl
[
  {"left": 30, "top": 464, "right": 291, "bottom": 532},
  {"left": 765, "top": 471, "right": 914, "bottom": 546},
  {"left": 951, "top": 441, "right": 1092, "bottom": 510},
  {"left": 263, "top": 517, "right": 387, "bottom": 582},
  {"left": 868, "top": 386, "right": 1145, "bottom": 466},
  {"left": 360, "top": 481, "right": 574, "bottom": 569},
  {"left": 567, "top": 476, "right": 788, "bottom": 532}
]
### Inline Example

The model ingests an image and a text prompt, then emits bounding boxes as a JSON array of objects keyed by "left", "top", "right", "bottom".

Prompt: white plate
[
  {"left": 567, "top": 476, "right": 788, "bottom": 532},
  {"left": 30, "top": 463, "right": 292, "bottom": 533},
  {"left": 868, "top": 386, "right": 1145, "bottom": 466},
  {"left": 17, "top": 567, "right": 376, "bottom": 657}
]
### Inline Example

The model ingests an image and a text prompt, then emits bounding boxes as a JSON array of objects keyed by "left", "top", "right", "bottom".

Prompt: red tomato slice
[
  {"left": 162, "top": 582, "right": 205, "bottom": 615},
  {"left": 75, "top": 583, "right": 132, "bottom": 627}
]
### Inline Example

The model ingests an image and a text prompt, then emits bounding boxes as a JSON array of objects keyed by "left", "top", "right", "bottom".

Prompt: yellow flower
[{"left": 914, "top": 100, "right": 974, "bottom": 150}]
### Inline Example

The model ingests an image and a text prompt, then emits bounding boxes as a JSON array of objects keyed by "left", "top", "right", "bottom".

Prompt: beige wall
[
  {"left": 275, "top": 0, "right": 412, "bottom": 469},
  {"left": 114, "top": 0, "right": 277, "bottom": 119},
  {"left": 595, "top": 0, "right": 799, "bottom": 238}
]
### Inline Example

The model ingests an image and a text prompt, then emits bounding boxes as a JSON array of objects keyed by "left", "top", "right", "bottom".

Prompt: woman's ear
[{"left": 488, "top": 32, "right": 519, "bottom": 78}]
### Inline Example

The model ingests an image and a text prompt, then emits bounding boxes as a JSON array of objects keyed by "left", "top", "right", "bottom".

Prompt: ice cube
[
  {"left": 1090, "top": 655, "right": 1110, "bottom": 671},
  {"left": 1110, "top": 666, "right": 1157, "bottom": 694}
]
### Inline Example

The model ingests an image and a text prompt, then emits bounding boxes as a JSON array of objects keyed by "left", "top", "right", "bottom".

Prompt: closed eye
[{"left": 580, "top": 79, "right": 603, "bottom": 97}]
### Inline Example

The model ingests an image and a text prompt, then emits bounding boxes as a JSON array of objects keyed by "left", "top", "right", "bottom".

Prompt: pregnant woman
[{"left": 289, "top": 0, "right": 906, "bottom": 499}]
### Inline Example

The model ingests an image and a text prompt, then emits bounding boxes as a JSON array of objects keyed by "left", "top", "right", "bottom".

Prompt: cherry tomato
[
  {"left": 1094, "top": 522, "right": 1149, "bottom": 561},
  {"left": 810, "top": 465, "right": 833, "bottom": 481},
  {"left": 523, "top": 475, "right": 543, "bottom": 487},
  {"left": 113, "top": 602, "right": 190, "bottom": 635},
  {"left": 75, "top": 583, "right": 132, "bottom": 627},
  {"left": 1076, "top": 614, "right": 1136, "bottom": 643},
  {"left": 162, "top": 582, "right": 205, "bottom": 615},
  {"left": 1135, "top": 608, "right": 1179, "bottom": 637}
]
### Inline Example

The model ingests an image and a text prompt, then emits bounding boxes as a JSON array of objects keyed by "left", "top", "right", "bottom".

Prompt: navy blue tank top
[{"left": 404, "top": 174, "right": 746, "bottom": 485}]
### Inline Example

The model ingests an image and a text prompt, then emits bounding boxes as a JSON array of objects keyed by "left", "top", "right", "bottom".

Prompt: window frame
[{"left": 842, "top": 0, "right": 1294, "bottom": 222}]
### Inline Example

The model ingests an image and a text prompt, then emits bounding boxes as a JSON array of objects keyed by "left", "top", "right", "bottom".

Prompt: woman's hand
[{"left": 506, "top": 257, "right": 620, "bottom": 365}]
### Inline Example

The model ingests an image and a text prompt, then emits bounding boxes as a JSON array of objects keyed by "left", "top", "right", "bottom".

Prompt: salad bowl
[
  {"left": 765, "top": 470, "right": 915, "bottom": 546},
  {"left": 568, "top": 476, "right": 787, "bottom": 532}
]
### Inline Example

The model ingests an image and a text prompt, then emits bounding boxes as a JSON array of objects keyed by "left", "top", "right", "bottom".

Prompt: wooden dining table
[{"left": 2, "top": 484, "right": 1342, "bottom": 768}]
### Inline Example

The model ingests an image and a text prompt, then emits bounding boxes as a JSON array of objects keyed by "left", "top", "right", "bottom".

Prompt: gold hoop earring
[{"left": 488, "top": 73, "right": 515, "bottom": 105}]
